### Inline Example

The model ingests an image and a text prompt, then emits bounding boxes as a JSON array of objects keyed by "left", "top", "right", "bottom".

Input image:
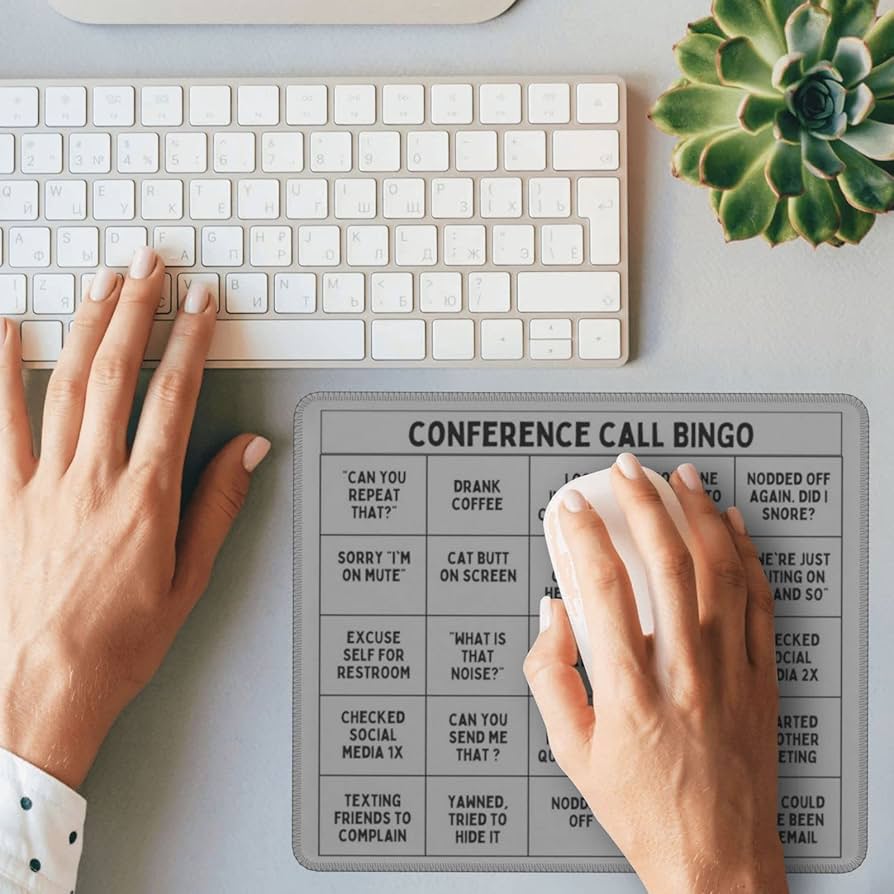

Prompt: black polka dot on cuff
[
  {"left": 29, "top": 858, "right": 41, "bottom": 872},
  {"left": 69, "top": 830, "right": 78, "bottom": 844},
  {"left": 20, "top": 797, "right": 32, "bottom": 811}
]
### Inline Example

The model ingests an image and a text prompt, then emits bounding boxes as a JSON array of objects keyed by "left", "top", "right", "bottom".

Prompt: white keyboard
[{"left": 0, "top": 76, "right": 628, "bottom": 368}]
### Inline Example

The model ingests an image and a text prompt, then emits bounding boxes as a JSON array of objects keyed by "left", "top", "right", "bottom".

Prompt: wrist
[{"left": 0, "top": 639, "right": 108, "bottom": 790}]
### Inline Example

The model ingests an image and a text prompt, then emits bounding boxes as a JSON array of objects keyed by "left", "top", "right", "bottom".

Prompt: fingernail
[
  {"left": 616, "top": 452, "right": 643, "bottom": 480},
  {"left": 242, "top": 436, "right": 271, "bottom": 473},
  {"left": 539, "top": 596, "right": 552, "bottom": 632},
  {"left": 677, "top": 463, "right": 703, "bottom": 492},
  {"left": 129, "top": 246, "right": 157, "bottom": 279},
  {"left": 184, "top": 282, "right": 210, "bottom": 315},
  {"left": 561, "top": 488, "right": 589, "bottom": 513},
  {"left": 89, "top": 266, "right": 118, "bottom": 302},
  {"left": 727, "top": 506, "right": 747, "bottom": 535}
]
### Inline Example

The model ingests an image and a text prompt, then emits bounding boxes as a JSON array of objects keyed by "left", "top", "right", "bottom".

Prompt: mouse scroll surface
[{"left": 543, "top": 467, "right": 692, "bottom": 684}]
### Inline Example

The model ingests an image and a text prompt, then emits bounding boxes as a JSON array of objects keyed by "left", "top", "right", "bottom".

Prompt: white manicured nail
[
  {"left": 89, "top": 266, "right": 118, "bottom": 302},
  {"left": 677, "top": 463, "right": 703, "bottom": 492},
  {"left": 242, "top": 436, "right": 271, "bottom": 473},
  {"left": 616, "top": 452, "right": 643, "bottom": 479},
  {"left": 129, "top": 246, "right": 156, "bottom": 279},
  {"left": 539, "top": 596, "right": 552, "bottom": 632},
  {"left": 562, "top": 489, "right": 589, "bottom": 513},
  {"left": 184, "top": 282, "right": 210, "bottom": 315}
]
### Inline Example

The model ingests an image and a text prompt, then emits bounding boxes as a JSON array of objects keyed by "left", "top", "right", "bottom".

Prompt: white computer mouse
[{"left": 543, "top": 466, "right": 693, "bottom": 684}]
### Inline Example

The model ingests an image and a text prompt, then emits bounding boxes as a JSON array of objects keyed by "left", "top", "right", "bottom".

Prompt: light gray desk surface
[{"left": 3, "top": 0, "right": 891, "bottom": 891}]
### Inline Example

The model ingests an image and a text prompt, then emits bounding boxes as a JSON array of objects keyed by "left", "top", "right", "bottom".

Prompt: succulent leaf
[
  {"left": 839, "top": 118, "right": 894, "bottom": 158},
  {"left": 649, "top": 84, "right": 745, "bottom": 135},
  {"left": 700, "top": 126, "right": 775, "bottom": 189},
  {"left": 872, "top": 97, "right": 894, "bottom": 122},
  {"left": 712, "top": 0, "right": 786, "bottom": 63},
  {"left": 772, "top": 52, "right": 808, "bottom": 89},
  {"left": 676, "top": 32, "right": 725, "bottom": 84},
  {"left": 785, "top": 71, "right": 849, "bottom": 137},
  {"left": 786, "top": 3, "right": 832, "bottom": 67},
  {"left": 766, "top": 139, "right": 807, "bottom": 195},
  {"left": 834, "top": 140, "right": 894, "bottom": 210},
  {"left": 790, "top": 171, "right": 841, "bottom": 244},
  {"left": 688, "top": 16, "right": 727, "bottom": 38},
  {"left": 710, "top": 189, "right": 723, "bottom": 216},
  {"left": 829, "top": 178, "right": 876, "bottom": 241},
  {"left": 717, "top": 36, "right": 779, "bottom": 95},
  {"left": 821, "top": 0, "right": 879, "bottom": 56},
  {"left": 764, "top": 198, "right": 801, "bottom": 243},
  {"left": 739, "top": 94, "right": 786, "bottom": 131},
  {"left": 719, "top": 151, "right": 779, "bottom": 240},
  {"left": 673, "top": 131, "right": 732, "bottom": 183},
  {"left": 802, "top": 131, "right": 846, "bottom": 176},
  {"left": 775, "top": 108, "right": 804, "bottom": 142},
  {"left": 832, "top": 36, "right": 873, "bottom": 86},
  {"left": 865, "top": 9, "right": 894, "bottom": 63},
  {"left": 768, "top": 0, "right": 804, "bottom": 31},
  {"left": 845, "top": 82, "right": 875, "bottom": 124},
  {"left": 865, "top": 57, "right": 894, "bottom": 97}
]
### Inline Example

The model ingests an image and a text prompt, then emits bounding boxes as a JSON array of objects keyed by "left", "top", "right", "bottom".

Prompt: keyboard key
[
  {"left": 530, "top": 318, "right": 572, "bottom": 340},
  {"left": 21, "top": 134, "right": 63, "bottom": 175},
  {"left": 0, "top": 275, "right": 26, "bottom": 314},
  {"left": 237, "top": 85, "right": 279, "bottom": 126},
  {"left": 518, "top": 271, "right": 621, "bottom": 312},
  {"left": 179, "top": 272, "right": 221, "bottom": 310},
  {"left": 298, "top": 225, "right": 340, "bottom": 266},
  {"left": 480, "top": 178, "right": 522, "bottom": 219},
  {"left": 9, "top": 227, "right": 50, "bottom": 267},
  {"left": 553, "top": 130, "right": 620, "bottom": 171},
  {"left": 21, "top": 320, "right": 62, "bottom": 362},
  {"left": 94, "top": 180, "right": 136, "bottom": 221},
  {"left": 577, "top": 82, "right": 620, "bottom": 124},
  {"left": 504, "top": 130, "right": 546, "bottom": 171},
  {"left": 262, "top": 132, "right": 303, "bottom": 173},
  {"left": 468, "top": 272, "right": 510, "bottom": 312},
  {"left": 117, "top": 133, "right": 160, "bottom": 174},
  {"left": 214, "top": 132, "right": 255, "bottom": 173},
  {"left": 359, "top": 132, "right": 400, "bottom": 173},
  {"left": 286, "top": 179, "right": 328, "bottom": 219},
  {"left": 45, "top": 180, "right": 87, "bottom": 221},
  {"left": 383, "top": 178, "right": 425, "bottom": 219},
  {"left": 578, "top": 318, "right": 622, "bottom": 360},
  {"left": 395, "top": 225, "right": 437, "bottom": 266},
  {"left": 323, "top": 272, "right": 364, "bottom": 313},
  {"left": 201, "top": 226, "right": 243, "bottom": 266},
  {"left": 105, "top": 226, "right": 148, "bottom": 266},
  {"left": 541, "top": 224, "right": 584, "bottom": 265},
  {"left": 371, "top": 273, "right": 412, "bottom": 313},
  {"left": 334, "top": 84, "right": 376, "bottom": 125},
  {"left": 274, "top": 273, "right": 316, "bottom": 313},
  {"left": 190, "top": 85, "right": 231, "bottom": 126},
  {"left": 45, "top": 86, "right": 87, "bottom": 127},
  {"left": 382, "top": 84, "right": 424, "bottom": 125},
  {"left": 0, "top": 181, "right": 38, "bottom": 220},
  {"left": 407, "top": 131, "right": 449, "bottom": 172},
  {"left": 432, "top": 178, "right": 473, "bottom": 219},
  {"left": 70, "top": 133, "right": 111, "bottom": 174},
  {"left": 0, "top": 135, "right": 12, "bottom": 174},
  {"left": 154, "top": 226, "right": 196, "bottom": 266},
  {"left": 141, "top": 180, "right": 183, "bottom": 220},
  {"left": 431, "top": 84, "right": 473, "bottom": 124},
  {"left": 286, "top": 85, "right": 327, "bottom": 126},
  {"left": 226, "top": 273, "right": 267, "bottom": 313},
  {"left": 141, "top": 86, "right": 183, "bottom": 126},
  {"left": 421, "top": 272, "right": 462, "bottom": 313},
  {"left": 492, "top": 225, "right": 534, "bottom": 265},
  {"left": 0, "top": 87, "right": 38, "bottom": 127},
  {"left": 579, "top": 177, "right": 621, "bottom": 265},
  {"left": 93, "top": 86, "right": 135, "bottom": 126},
  {"left": 480, "top": 319, "right": 522, "bottom": 360},
  {"left": 237, "top": 179, "right": 280, "bottom": 220},
  {"left": 371, "top": 320, "right": 425, "bottom": 361},
  {"left": 335, "top": 179, "right": 376, "bottom": 220},
  {"left": 529, "top": 177, "right": 571, "bottom": 218},
  {"left": 250, "top": 226, "right": 292, "bottom": 266},
  {"left": 455, "top": 131, "right": 497, "bottom": 172},
  {"left": 529, "top": 338, "right": 572, "bottom": 360},
  {"left": 309, "top": 132, "right": 351, "bottom": 173},
  {"left": 33, "top": 274, "right": 75, "bottom": 314},
  {"left": 57, "top": 226, "right": 98, "bottom": 267},
  {"left": 528, "top": 83, "right": 570, "bottom": 124},
  {"left": 166, "top": 132, "right": 208, "bottom": 173},
  {"left": 479, "top": 84, "right": 521, "bottom": 124},
  {"left": 190, "top": 179, "right": 231, "bottom": 220},
  {"left": 433, "top": 319, "right": 474, "bottom": 360},
  {"left": 444, "top": 225, "right": 485, "bottom": 266},
  {"left": 147, "top": 320, "right": 366, "bottom": 362},
  {"left": 346, "top": 225, "right": 388, "bottom": 266}
]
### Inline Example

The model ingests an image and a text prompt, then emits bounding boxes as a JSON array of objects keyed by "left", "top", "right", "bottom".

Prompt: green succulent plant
[{"left": 649, "top": 0, "right": 894, "bottom": 246}]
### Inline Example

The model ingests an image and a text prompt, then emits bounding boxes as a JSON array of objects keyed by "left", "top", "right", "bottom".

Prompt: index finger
[{"left": 130, "top": 283, "right": 216, "bottom": 483}]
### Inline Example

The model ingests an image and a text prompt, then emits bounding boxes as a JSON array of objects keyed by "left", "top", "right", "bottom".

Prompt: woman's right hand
[{"left": 524, "top": 454, "right": 787, "bottom": 894}]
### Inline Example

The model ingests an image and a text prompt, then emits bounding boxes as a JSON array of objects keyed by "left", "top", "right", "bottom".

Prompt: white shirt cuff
[{"left": 0, "top": 748, "right": 86, "bottom": 894}]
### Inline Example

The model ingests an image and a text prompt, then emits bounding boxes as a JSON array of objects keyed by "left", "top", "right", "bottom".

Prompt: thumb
[{"left": 171, "top": 433, "right": 271, "bottom": 613}]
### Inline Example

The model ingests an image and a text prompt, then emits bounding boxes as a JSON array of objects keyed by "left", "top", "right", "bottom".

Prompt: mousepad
[{"left": 293, "top": 392, "right": 868, "bottom": 873}]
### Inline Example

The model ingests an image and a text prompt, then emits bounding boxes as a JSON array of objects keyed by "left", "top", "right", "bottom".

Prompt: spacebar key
[{"left": 147, "top": 320, "right": 366, "bottom": 361}]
